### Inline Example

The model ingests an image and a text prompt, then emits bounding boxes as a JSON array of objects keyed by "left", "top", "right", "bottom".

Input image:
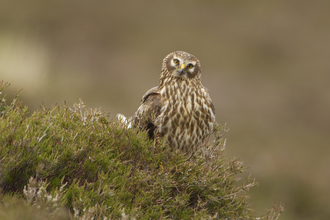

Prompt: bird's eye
[
  {"left": 173, "top": 59, "right": 180, "bottom": 65},
  {"left": 187, "top": 64, "right": 194, "bottom": 69}
]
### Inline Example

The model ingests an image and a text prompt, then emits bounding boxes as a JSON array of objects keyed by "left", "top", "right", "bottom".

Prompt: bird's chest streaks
[
  {"left": 159, "top": 81, "right": 193, "bottom": 125},
  {"left": 155, "top": 80, "right": 213, "bottom": 153}
]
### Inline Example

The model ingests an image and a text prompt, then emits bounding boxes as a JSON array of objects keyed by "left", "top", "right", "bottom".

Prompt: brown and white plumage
[{"left": 133, "top": 51, "right": 215, "bottom": 156}]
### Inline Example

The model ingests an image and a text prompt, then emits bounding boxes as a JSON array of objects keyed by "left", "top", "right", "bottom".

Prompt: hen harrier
[{"left": 121, "top": 51, "right": 215, "bottom": 157}]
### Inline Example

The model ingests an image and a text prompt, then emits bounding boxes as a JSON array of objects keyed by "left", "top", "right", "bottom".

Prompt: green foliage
[{"left": 0, "top": 81, "right": 282, "bottom": 219}]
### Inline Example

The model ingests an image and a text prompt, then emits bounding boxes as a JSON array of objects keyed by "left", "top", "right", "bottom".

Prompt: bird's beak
[{"left": 179, "top": 63, "right": 185, "bottom": 74}]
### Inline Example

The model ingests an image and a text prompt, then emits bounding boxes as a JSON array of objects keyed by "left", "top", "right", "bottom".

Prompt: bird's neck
[{"left": 159, "top": 74, "right": 202, "bottom": 90}]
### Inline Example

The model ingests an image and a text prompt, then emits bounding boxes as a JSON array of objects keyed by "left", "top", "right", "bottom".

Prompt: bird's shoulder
[
  {"left": 141, "top": 86, "right": 160, "bottom": 104},
  {"left": 134, "top": 86, "right": 162, "bottom": 121},
  {"left": 133, "top": 86, "right": 162, "bottom": 137}
]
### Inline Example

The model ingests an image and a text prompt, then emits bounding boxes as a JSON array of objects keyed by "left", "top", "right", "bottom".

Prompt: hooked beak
[{"left": 179, "top": 63, "right": 185, "bottom": 75}]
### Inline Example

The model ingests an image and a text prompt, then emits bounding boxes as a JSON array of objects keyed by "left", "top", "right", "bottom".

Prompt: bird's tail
[{"left": 116, "top": 113, "right": 133, "bottom": 129}]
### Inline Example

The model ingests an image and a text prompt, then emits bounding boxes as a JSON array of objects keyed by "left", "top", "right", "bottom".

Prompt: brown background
[{"left": 1, "top": 1, "right": 330, "bottom": 219}]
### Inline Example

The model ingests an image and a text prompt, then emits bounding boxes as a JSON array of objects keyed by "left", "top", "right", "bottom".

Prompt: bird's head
[{"left": 161, "top": 51, "right": 201, "bottom": 80}]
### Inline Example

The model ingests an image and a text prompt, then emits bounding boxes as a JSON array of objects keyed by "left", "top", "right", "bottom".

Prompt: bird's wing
[
  {"left": 140, "top": 86, "right": 160, "bottom": 103},
  {"left": 133, "top": 86, "right": 162, "bottom": 139},
  {"left": 202, "top": 86, "right": 215, "bottom": 116}
]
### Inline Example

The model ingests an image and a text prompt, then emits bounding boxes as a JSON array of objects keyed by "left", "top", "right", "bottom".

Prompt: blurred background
[{"left": 1, "top": 1, "right": 330, "bottom": 219}]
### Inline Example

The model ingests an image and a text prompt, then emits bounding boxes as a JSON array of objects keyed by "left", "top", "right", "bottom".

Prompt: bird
[{"left": 132, "top": 51, "right": 215, "bottom": 157}]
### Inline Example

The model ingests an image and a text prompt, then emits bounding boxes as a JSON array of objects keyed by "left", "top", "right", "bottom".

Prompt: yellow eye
[
  {"left": 173, "top": 59, "right": 179, "bottom": 65},
  {"left": 187, "top": 64, "right": 194, "bottom": 69}
]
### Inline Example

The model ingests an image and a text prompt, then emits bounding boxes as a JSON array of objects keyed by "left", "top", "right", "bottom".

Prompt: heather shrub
[{"left": 0, "top": 81, "right": 283, "bottom": 219}]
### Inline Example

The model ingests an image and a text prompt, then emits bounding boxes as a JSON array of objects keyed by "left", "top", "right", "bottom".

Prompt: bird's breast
[{"left": 155, "top": 80, "right": 214, "bottom": 154}]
